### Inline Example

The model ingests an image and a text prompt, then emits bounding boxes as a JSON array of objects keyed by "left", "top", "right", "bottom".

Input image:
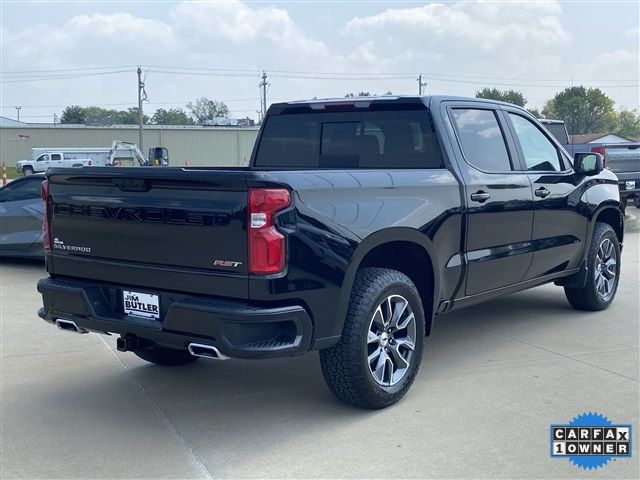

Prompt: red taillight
[
  {"left": 41, "top": 180, "right": 51, "bottom": 253},
  {"left": 591, "top": 146, "right": 606, "bottom": 165},
  {"left": 248, "top": 188, "right": 290, "bottom": 275}
]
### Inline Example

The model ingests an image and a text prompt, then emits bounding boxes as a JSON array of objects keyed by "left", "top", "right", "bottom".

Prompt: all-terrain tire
[
  {"left": 22, "top": 166, "right": 34, "bottom": 175},
  {"left": 564, "top": 222, "right": 620, "bottom": 311},
  {"left": 134, "top": 341, "right": 199, "bottom": 366},
  {"left": 319, "top": 268, "right": 425, "bottom": 409}
]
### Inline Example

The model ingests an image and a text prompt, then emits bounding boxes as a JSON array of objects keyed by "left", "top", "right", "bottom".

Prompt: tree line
[
  {"left": 60, "top": 97, "right": 230, "bottom": 126},
  {"left": 475, "top": 86, "right": 640, "bottom": 138}
]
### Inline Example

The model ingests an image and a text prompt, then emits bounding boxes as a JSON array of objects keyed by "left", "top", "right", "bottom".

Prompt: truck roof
[{"left": 268, "top": 95, "right": 525, "bottom": 114}]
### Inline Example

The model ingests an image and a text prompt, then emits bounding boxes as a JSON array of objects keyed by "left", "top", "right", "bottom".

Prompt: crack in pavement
[{"left": 98, "top": 336, "right": 215, "bottom": 480}]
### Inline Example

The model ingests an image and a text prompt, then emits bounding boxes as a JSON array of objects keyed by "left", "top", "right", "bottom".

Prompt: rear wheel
[
  {"left": 320, "top": 268, "right": 425, "bottom": 409},
  {"left": 133, "top": 341, "right": 198, "bottom": 366},
  {"left": 564, "top": 222, "right": 620, "bottom": 311}
]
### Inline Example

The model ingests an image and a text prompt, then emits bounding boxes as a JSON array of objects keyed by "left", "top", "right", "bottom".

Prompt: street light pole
[{"left": 15, "top": 106, "right": 21, "bottom": 122}]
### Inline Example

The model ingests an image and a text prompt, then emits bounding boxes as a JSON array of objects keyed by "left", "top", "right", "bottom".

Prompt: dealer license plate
[{"left": 123, "top": 290, "right": 160, "bottom": 319}]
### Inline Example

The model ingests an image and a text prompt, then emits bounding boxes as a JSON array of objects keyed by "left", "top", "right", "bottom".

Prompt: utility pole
[
  {"left": 15, "top": 106, "right": 21, "bottom": 122},
  {"left": 417, "top": 74, "right": 427, "bottom": 95},
  {"left": 259, "top": 71, "right": 269, "bottom": 122},
  {"left": 137, "top": 66, "right": 147, "bottom": 152}
]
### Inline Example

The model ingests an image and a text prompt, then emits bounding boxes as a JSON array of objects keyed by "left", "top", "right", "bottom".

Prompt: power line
[
  {"left": 1, "top": 65, "right": 137, "bottom": 74},
  {"left": 0, "top": 99, "right": 262, "bottom": 109},
  {"left": 0, "top": 69, "right": 132, "bottom": 83},
  {"left": 2, "top": 64, "right": 637, "bottom": 83}
]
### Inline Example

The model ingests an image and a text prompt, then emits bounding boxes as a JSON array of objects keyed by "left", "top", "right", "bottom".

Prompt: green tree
[
  {"left": 151, "top": 108, "right": 194, "bottom": 125},
  {"left": 475, "top": 88, "right": 527, "bottom": 107},
  {"left": 60, "top": 105, "right": 86, "bottom": 124},
  {"left": 527, "top": 108, "right": 542, "bottom": 118},
  {"left": 60, "top": 105, "right": 149, "bottom": 125},
  {"left": 613, "top": 109, "right": 640, "bottom": 139},
  {"left": 186, "top": 98, "right": 230, "bottom": 123},
  {"left": 541, "top": 86, "right": 616, "bottom": 135}
]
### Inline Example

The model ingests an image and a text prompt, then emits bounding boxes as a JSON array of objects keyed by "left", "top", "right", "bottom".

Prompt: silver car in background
[{"left": 0, "top": 174, "right": 45, "bottom": 258}]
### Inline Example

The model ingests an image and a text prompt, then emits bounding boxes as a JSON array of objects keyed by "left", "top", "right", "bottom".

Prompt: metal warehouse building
[{"left": 0, "top": 122, "right": 260, "bottom": 169}]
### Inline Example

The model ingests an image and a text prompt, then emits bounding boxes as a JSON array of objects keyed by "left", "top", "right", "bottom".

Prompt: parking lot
[{"left": 1, "top": 220, "right": 638, "bottom": 479}]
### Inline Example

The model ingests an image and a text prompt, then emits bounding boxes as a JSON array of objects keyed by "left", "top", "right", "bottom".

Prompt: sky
[{"left": 1, "top": 0, "right": 638, "bottom": 123}]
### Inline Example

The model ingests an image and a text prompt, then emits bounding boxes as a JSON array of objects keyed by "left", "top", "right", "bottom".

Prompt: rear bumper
[
  {"left": 617, "top": 174, "right": 640, "bottom": 200},
  {"left": 37, "top": 276, "right": 313, "bottom": 359}
]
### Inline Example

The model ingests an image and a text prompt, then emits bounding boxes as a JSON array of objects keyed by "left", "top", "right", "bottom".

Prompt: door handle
[
  {"left": 470, "top": 191, "right": 491, "bottom": 203},
  {"left": 535, "top": 187, "right": 551, "bottom": 198}
]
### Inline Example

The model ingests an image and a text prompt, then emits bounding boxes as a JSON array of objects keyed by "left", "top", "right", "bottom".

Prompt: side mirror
[{"left": 574, "top": 152, "right": 603, "bottom": 176}]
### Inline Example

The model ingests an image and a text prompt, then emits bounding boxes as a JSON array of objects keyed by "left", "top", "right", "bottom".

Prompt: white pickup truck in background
[
  {"left": 16, "top": 141, "right": 153, "bottom": 175},
  {"left": 16, "top": 152, "right": 95, "bottom": 175}
]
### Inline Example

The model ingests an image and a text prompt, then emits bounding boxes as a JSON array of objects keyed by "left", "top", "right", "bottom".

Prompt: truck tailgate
[
  {"left": 47, "top": 168, "right": 250, "bottom": 298},
  {"left": 605, "top": 144, "right": 640, "bottom": 174}
]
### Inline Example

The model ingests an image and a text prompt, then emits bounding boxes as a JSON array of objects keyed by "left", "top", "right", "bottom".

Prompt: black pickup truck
[{"left": 37, "top": 96, "right": 624, "bottom": 409}]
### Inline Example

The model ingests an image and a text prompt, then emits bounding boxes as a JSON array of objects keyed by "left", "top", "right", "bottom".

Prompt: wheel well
[
  {"left": 359, "top": 241, "right": 435, "bottom": 335},
  {"left": 595, "top": 208, "right": 623, "bottom": 243}
]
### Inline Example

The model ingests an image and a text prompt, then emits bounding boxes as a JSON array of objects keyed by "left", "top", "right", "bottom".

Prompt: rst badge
[
  {"left": 213, "top": 259, "right": 243, "bottom": 268},
  {"left": 123, "top": 291, "right": 160, "bottom": 319}
]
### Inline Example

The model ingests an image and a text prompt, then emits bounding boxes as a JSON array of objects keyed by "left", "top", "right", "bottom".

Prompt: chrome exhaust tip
[
  {"left": 55, "top": 318, "right": 88, "bottom": 334},
  {"left": 188, "top": 343, "right": 229, "bottom": 360}
]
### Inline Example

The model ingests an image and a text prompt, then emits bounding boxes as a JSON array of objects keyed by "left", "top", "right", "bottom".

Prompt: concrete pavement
[{"left": 1, "top": 223, "right": 638, "bottom": 479}]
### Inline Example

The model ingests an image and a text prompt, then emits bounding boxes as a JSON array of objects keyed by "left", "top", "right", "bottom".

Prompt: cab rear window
[{"left": 255, "top": 110, "right": 444, "bottom": 169}]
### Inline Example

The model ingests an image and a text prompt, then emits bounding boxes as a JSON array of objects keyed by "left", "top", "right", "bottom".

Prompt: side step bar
[
  {"left": 188, "top": 343, "right": 229, "bottom": 360},
  {"left": 55, "top": 318, "right": 89, "bottom": 334}
]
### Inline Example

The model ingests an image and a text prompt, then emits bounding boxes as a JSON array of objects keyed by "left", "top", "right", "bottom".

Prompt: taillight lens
[
  {"left": 248, "top": 188, "right": 290, "bottom": 274},
  {"left": 41, "top": 180, "right": 51, "bottom": 253},
  {"left": 591, "top": 146, "right": 606, "bottom": 165}
]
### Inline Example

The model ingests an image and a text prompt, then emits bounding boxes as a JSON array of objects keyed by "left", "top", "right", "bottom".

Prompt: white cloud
[
  {"left": 170, "top": 0, "right": 328, "bottom": 57},
  {"left": 345, "top": 1, "right": 570, "bottom": 50},
  {"left": 4, "top": 12, "right": 178, "bottom": 68},
  {"left": 0, "top": 0, "right": 637, "bottom": 122}
]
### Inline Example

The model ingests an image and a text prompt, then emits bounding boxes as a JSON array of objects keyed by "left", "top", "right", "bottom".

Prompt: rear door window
[
  {"left": 508, "top": 114, "right": 563, "bottom": 172},
  {"left": 450, "top": 108, "right": 513, "bottom": 172},
  {"left": 255, "top": 109, "right": 443, "bottom": 169}
]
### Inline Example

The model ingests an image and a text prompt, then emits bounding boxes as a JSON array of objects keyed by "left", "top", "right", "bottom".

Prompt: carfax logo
[{"left": 550, "top": 412, "right": 632, "bottom": 470}]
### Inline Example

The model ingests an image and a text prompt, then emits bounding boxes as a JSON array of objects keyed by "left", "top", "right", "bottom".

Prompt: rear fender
[{"left": 331, "top": 227, "right": 440, "bottom": 339}]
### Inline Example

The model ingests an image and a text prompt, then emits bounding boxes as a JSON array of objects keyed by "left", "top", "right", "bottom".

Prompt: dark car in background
[
  {"left": 0, "top": 174, "right": 45, "bottom": 258},
  {"left": 540, "top": 119, "right": 640, "bottom": 211}
]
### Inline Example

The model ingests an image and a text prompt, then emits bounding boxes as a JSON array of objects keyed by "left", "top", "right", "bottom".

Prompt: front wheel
[
  {"left": 22, "top": 166, "right": 34, "bottom": 175},
  {"left": 133, "top": 341, "right": 198, "bottom": 366},
  {"left": 320, "top": 268, "right": 425, "bottom": 409},
  {"left": 564, "top": 222, "right": 621, "bottom": 311}
]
